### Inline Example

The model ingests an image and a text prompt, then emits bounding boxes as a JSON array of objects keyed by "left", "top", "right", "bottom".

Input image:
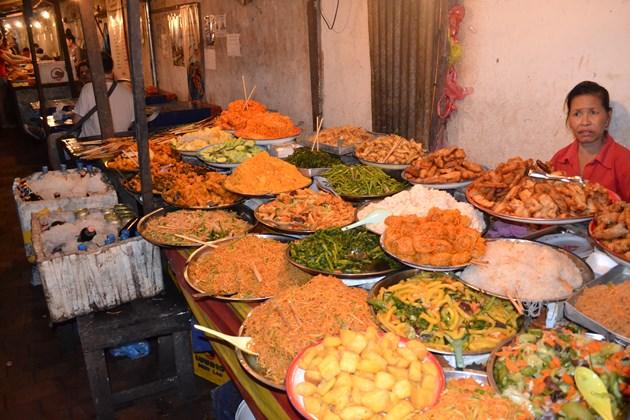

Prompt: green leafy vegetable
[
  {"left": 325, "top": 164, "right": 406, "bottom": 196},
  {"left": 285, "top": 148, "right": 341, "bottom": 168}
]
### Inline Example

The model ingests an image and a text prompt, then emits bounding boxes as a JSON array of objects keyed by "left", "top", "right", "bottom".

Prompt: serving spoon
[
  {"left": 575, "top": 366, "right": 614, "bottom": 420},
  {"left": 193, "top": 324, "right": 258, "bottom": 356},
  {"left": 341, "top": 209, "right": 391, "bottom": 231}
]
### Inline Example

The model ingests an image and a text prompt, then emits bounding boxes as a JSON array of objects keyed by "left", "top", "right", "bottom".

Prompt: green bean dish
[
  {"left": 325, "top": 164, "right": 406, "bottom": 197},
  {"left": 288, "top": 227, "right": 401, "bottom": 275}
]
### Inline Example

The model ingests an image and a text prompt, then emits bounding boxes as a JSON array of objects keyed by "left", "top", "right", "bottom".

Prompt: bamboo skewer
[
  {"left": 250, "top": 263, "right": 263, "bottom": 283},
  {"left": 383, "top": 136, "right": 403, "bottom": 163},
  {"left": 244, "top": 85, "right": 257, "bottom": 109},
  {"left": 503, "top": 287, "right": 524, "bottom": 315},
  {"left": 311, "top": 116, "right": 324, "bottom": 151}
]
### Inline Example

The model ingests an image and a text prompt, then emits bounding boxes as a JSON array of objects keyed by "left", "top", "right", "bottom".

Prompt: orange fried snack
[
  {"left": 161, "top": 171, "right": 240, "bottom": 207},
  {"left": 383, "top": 208, "right": 485, "bottom": 266},
  {"left": 235, "top": 112, "right": 300, "bottom": 140},
  {"left": 217, "top": 99, "right": 267, "bottom": 131},
  {"left": 224, "top": 152, "right": 311, "bottom": 195}
]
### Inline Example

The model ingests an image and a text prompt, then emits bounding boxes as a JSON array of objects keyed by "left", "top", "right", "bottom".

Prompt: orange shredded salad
[
  {"left": 217, "top": 99, "right": 267, "bottom": 131},
  {"left": 242, "top": 275, "right": 375, "bottom": 384},
  {"left": 235, "top": 112, "right": 300, "bottom": 139}
]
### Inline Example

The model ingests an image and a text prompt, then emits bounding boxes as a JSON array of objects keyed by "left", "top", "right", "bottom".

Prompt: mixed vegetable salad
[{"left": 492, "top": 328, "right": 630, "bottom": 419}]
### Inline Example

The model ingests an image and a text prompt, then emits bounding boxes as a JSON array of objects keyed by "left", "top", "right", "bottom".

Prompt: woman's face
[{"left": 567, "top": 94, "right": 611, "bottom": 146}]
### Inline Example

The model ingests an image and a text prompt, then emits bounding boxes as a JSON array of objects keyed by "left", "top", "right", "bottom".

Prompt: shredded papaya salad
[{"left": 492, "top": 328, "right": 630, "bottom": 418}]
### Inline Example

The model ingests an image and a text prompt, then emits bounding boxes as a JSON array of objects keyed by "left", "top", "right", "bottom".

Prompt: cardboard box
[{"left": 193, "top": 351, "right": 230, "bottom": 385}]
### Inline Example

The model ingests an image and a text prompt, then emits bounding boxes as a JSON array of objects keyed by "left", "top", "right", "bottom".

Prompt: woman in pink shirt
[{"left": 550, "top": 81, "right": 630, "bottom": 201}]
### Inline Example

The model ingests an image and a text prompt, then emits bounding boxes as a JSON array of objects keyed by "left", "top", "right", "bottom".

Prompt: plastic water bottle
[
  {"left": 119, "top": 229, "right": 130, "bottom": 240},
  {"left": 77, "top": 243, "right": 88, "bottom": 252},
  {"left": 104, "top": 233, "right": 116, "bottom": 245}
]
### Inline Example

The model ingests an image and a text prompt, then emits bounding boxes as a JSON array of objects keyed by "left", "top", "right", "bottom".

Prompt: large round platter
[
  {"left": 286, "top": 247, "right": 401, "bottom": 279},
  {"left": 253, "top": 203, "right": 356, "bottom": 236},
  {"left": 459, "top": 238, "right": 594, "bottom": 303},
  {"left": 237, "top": 129, "right": 301, "bottom": 146},
  {"left": 161, "top": 194, "right": 245, "bottom": 210},
  {"left": 137, "top": 205, "right": 256, "bottom": 247},
  {"left": 202, "top": 161, "right": 240, "bottom": 169},
  {"left": 297, "top": 167, "right": 329, "bottom": 177},
  {"left": 536, "top": 232, "right": 593, "bottom": 259},
  {"left": 357, "top": 158, "right": 409, "bottom": 171},
  {"left": 368, "top": 269, "right": 517, "bottom": 356},
  {"left": 464, "top": 185, "right": 594, "bottom": 225},
  {"left": 443, "top": 368, "right": 488, "bottom": 385},
  {"left": 401, "top": 170, "right": 475, "bottom": 190},
  {"left": 224, "top": 176, "right": 312, "bottom": 198},
  {"left": 380, "top": 236, "right": 470, "bottom": 272},
  {"left": 197, "top": 144, "right": 265, "bottom": 169},
  {"left": 588, "top": 220, "right": 630, "bottom": 268},
  {"left": 285, "top": 335, "right": 445, "bottom": 419},
  {"left": 183, "top": 233, "right": 294, "bottom": 302},
  {"left": 236, "top": 320, "right": 285, "bottom": 390},
  {"left": 315, "top": 177, "right": 407, "bottom": 202}
]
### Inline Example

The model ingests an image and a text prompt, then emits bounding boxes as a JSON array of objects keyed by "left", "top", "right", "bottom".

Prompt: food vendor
[
  {"left": 0, "top": 34, "right": 30, "bottom": 128},
  {"left": 550, "top": 81, "right": 630, "bottom": 200}
]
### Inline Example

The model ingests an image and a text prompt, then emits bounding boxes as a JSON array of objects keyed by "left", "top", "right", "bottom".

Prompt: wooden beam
[
  {"left": 23, "top": 0, "right": 47, "bottom": 134},
  {"left": 126, "top": 0, "right": 153, "bottom": 212},
  {"left": 307, "top": 0, "right": 321, "bottom": 131},
  {"left": 78, "top": 0, "right": 114, "bottom": 139}
]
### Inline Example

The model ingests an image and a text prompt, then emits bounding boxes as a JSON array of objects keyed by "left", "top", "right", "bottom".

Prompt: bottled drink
[
  {"left": 104, "top": 234, "right": 116, "bottom": 245},
  {"left": 78, "top": 226, "right": 97, "bottom": 242}
]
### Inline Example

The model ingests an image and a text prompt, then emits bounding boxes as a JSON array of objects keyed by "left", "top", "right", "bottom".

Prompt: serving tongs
[
  {"left": 193, "top": 324, "right": 258, "bottom": 355},
  {"left": 527, "top": 169, "right": 585, "bottom": 185}
]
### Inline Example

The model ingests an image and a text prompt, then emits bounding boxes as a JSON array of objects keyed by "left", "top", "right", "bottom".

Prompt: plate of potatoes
[{"left": 286, "top": 327, "right": 445, "bottom": 419}]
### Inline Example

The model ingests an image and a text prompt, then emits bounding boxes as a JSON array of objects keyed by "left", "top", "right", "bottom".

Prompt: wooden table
[{"left": 163, "top": 249, "right": 301, "bottom": 420}]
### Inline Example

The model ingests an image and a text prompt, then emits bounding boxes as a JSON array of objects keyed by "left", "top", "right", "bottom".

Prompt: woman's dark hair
[
  {"left": 565, "top": 81, "right": 612, "bottom": 115},
  {"left": 101, "top": 52, "right": 114, "bottom": 73},
  {"left": 65, "top": 33, "right": 76, "bottom": 43}
]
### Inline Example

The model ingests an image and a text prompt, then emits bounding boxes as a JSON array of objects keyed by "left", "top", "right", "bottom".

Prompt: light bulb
[
  {"left": 15, "top": 20, "right": 23, "bottom": 28},
  {"left": 33, "top": 20, "right": 42, "bottom": 29},
  {"left": 41, "top": 11, "right": 50, "bottom": 19}
]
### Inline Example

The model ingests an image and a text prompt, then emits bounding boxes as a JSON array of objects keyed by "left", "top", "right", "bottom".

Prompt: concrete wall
[
  {"left": 319, "top": 0, "right": 372, "bottom": 130},
  {"left": 447, "top": 0, "right": 630, "bottom": 166}
]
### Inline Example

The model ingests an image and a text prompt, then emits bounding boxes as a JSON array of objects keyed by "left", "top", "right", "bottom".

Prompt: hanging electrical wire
[{"left": 320, "top": 0, "right": 340, "bottom": 30}]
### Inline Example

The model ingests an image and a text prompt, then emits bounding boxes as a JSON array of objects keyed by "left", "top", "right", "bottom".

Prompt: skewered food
[
  {"left": 467, "top": 157, "right": 612, "bottom": 219},
  {"left": 242, "top": 275, "right": 375, "bottom": 384},
  {"left": 255, "top": 189, "right": 355, "bottom": 231},
  {"left": 403, "top": 147, "right": 483, "bottom": 184},
  {"left": 382, "top": 208, "right": 486, "bottom": 267},
  {"left": 355, "top": 134, "right": 424, "bottom": 165}
]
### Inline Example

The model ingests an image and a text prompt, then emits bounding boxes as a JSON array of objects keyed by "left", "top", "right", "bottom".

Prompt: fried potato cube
[
  {"left": 342, "top": 330, "right": 368, "bottom": 354},
  {"left": 392, "top": 379, "right": 412, "bottom": 400},
  {"left": 324, "top": 336, "right": 342, "bottom": 348},
  {"left": 351, "top": 386, "right": 363, "bottom": 405},
  {"left": 323, "top": 385, "right": 350, "bottom": 409},
  {"left": 386, "top": 366, "right": 408, "bottom": 380},
  {"left": 317, "top": 377, "right": 336, "bottom": 395},
  {"left": 422, "top": 360, "right": 439, "bottom": 379},
  {"left": 339, "top": 351, "right": 360, "bottom": 373},
  {"left": 384, "top": 400, "right": 414, "bottom": 419},
  {"left": 303, "top": 396, "right": 323, "bottom": 417},
  {"left": 295, "top": 381, "right": 317, "bottom": 397},
  {"left": 410, "top": 383, "right": 434, "bottom": 409},
  {"left": 382, "top": 348, "right": 398, "bottom": 365},
  {"left": 408, "top": 360, "right": 423, "bottom": 382},
  {"left": 305, "top": 369, "right": 322, "bottom": 384},
  {"left": 358, "top": 358, "right": 385, "bottom": 374},
  {"left": 394, "top": 358, "right": 410, "bottom": 368},
  {"left": 300, "top": 343, "right": 324, "bottom": 368},
  {"left": 352, "top": 375, "right": 375, "bottom": 392},
  {"left": 339, "top": 406, "right": 372, "bottom": 420},
  {"left": 361, "top": 389, "right": 391, "bottom": 413},
  {"left": 319, "top": 353, "right": 341, "bottom": 380},
  {"left": 335, "top": 372, "right": 352, "bottom": 389},
  {"left": 406, "top": 340, "right": 427, "bottom": 359},
  {"left": 321, "top": 409, "right": 342, "bottom": 420},
  {"left": 374, "top": 371, "right": 396, "bottom": 390},
  {"left": 396, "top": 346, "right": 417, "bottom": 363},
  {"left": 356, "top": 371, "right": 375, "bottom": 381}
]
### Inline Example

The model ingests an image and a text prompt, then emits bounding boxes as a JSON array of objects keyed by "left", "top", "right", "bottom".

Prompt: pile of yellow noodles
[
  {"left": 415, "top": 378, "right": 532, "bottom": 419},
  {"left": 373, "top": 272, "right": 520, "bottom": 352}
]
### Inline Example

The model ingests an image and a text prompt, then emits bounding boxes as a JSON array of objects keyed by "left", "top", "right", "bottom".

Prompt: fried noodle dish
[
  {"left": 575, "top": 280, "right": 630, "bottom": 338},
  {"left": 382, "top": 208, "right": 486, "bottom": 267},
  {"left": 255, "top": 188, "right": 355, "bottom": 231},
  {"left": 467, "top": 157, "right": 612, "bottom": 219},
  {"left": 415, "top": 378, "right": 532, "bottom": 419},
  {"left": 242, "top": 275, "right": 375, "bottom": 384},
  {"left": 591, "top": 201, "right": 630, "bottom": 261},
  {"left": 217, "top": 99, "right": 267, "bottom": 131},
  {"left": 161, "top": 171, "right": 240, "bottom": 207},
  {"left": 186, "top": 236, "right": 311, "bottom": 298},
  {"left": 235, "top": 111, "right": 300, "bottom": 139},
  {"left": 141, "top": 210, "right": 251, "bottom": 246},
  {"left": 224, "top": 152, "right": 311, "bottom": 195},
  {"left": 404, "top": 147, "right": 484, "bottom": 184}
]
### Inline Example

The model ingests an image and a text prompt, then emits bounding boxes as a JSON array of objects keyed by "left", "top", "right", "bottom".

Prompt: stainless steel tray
[{"left": 564, "top": 264, "right": 630, "bottom": 345}]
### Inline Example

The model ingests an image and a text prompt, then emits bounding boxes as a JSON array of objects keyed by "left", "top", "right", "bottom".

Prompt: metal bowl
[
  {"left": 235, "top": 319, "right": 286, "bottom": 390},
  {"left": 137, "top": 205, "right": 256, "bottom": 247},
  {"left": 183, "top": 233, "right": 295, "bottom": 302},
  {"left": 357, "top": 158, "right": 409, "bottom": 171},
  {"left": 224, "top": 176, "right": 313, "bottom": 198},
  {"left": 368, "top": 269, "right": 520, "bottom": 356},
  {"left": 401, "top": 170, "right": 476, "bottom": 190},
  {"left": 315, "top": 177, "right": 407, "bottom": 202},
  {"left": 380, "top": 236, "right": 471, "bottom": 272}
]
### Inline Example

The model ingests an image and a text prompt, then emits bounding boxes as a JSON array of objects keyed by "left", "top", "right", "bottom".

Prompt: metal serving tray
[{"left": 564, "top": 264, "right": 630, "bottom": 345}]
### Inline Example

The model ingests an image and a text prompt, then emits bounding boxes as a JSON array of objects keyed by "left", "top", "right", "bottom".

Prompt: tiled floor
[{"left": 0, "top": 128, "right": 215, "bottom": 419}]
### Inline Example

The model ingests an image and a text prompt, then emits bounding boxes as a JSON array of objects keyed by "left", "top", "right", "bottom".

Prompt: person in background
[
  {"left": 0, "top": 34, "right": 30, "bottom": 128},
  {"left": 72, "top": 52, "right": 135, "bottom": 137},
  {"left": 21, "top": 47, "right": 30, "bottom": 59},
  {"left": 76, "top": 60, "right": 90, "bottom": 86},
  {"left": 550, "top": 81, "right": 630, "bottom": 201},
  {"left": 65, "top": 30, "right": 80, "bottom": 67}
]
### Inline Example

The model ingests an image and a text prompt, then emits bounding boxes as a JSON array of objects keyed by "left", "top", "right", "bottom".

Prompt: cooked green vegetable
[
  {"left": 285, "top": 148, "right": 342, "bottom": 168},
  {"left": 198, "top": 138, "right": 261, "bottom": 164},
  {"left": 288, "top": 227, "right": 400, "bottom": 274},
  {"left": 325, "top": 164, "right": 406, "bottom": 196}
]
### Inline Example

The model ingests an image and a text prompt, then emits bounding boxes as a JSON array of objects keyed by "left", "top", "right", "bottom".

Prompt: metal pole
[
  {"left": 145, "top": 1, "right": 158, "bottom": 87},
  {"left": 53, "top": 0, "right": 78, "bottom": 97},
  {"left": 78, "top": 0, "right": 114, "bottom": 139},
  {"left": 126, "top": 0, "right": 153, "bottom": 212},
  {"left": 23, "top": 0, "right": 47, "bottom": 134}
]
